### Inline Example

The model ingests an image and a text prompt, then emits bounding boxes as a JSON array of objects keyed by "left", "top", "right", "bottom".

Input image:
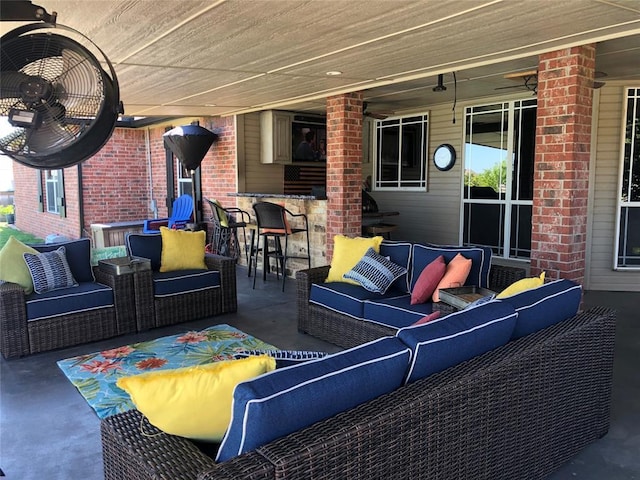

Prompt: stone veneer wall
[{"left": 235, "top": 196, "right": 327, "bottom": 276}]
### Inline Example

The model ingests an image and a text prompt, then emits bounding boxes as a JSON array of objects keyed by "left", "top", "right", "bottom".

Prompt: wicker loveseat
[
  {"left": 101, "top": 303, "right": 615, "bottom": 480},
  {"left": 297, "top": 240, "right": 526, "bottom": 348},
  {"left": 0, "top": 238, "right": 136, "bottom": 359}
]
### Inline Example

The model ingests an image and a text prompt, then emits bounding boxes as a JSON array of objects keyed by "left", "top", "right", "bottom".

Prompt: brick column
[
  {"left": 530, "top": 45, "right": 595, "bottom": 283},
  {"left": 325, "top": 92, "right": 363, "bottom": 261}
]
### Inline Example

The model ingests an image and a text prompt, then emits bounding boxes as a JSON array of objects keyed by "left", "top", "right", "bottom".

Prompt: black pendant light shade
[{"left": 162, "top": 124, "right": 218, "bottom": 170}]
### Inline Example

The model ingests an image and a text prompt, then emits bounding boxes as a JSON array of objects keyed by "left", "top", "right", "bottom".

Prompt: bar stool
[
  {"left": 205, "top": 198, "right": 250, "bottom": 262},
  {"left": 250, "top": 201, "right": 311, "bottom": 291}
]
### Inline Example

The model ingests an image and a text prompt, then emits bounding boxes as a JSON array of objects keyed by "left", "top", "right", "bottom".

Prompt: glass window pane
[
  {"left": 463, "top": 203, "right": 504, "bottom": 255},
  {"left": 464, "top": 109, "right": 507, "bottom": 200},
  {"left": 510, "top": 204, "right": 532, "bottom": 259},
  {"left": 618, "top": 207, "right": 640, "bottom": 267}
]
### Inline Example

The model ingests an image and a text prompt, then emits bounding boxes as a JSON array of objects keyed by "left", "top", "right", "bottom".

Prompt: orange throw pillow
[{"left": 432, "top": 253, "right": 472, "bottom": 302}]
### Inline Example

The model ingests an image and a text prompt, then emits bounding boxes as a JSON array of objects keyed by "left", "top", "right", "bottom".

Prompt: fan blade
[
  {"left": 56, "top": 48, "right": 103, "bottom": 116},
  {"left": 0, "top": 71, "right": 31, "bottom": 99},
  {"left": 24, "top": 110, "right": 76, "bottom": 154}
]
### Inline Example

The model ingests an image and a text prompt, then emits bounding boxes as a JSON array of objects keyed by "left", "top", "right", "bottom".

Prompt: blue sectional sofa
[
  {"left": 101, "top": 278, "right": 615, "bottom": 480},
  {"left": 297, "top": 241, "right": 527, "bottom": 348}
]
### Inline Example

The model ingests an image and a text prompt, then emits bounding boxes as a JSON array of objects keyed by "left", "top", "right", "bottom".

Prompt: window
[
  {"left": 38, "top": 169, "right": 65, "bottom": 217},
  {"left": 45, "top": 170, "right": 60, "bottom": 213},
  {"left": 615, "top": 88, "right": 640, "bottom": 269},
  {"left": 374, "top": 114, "right": 428, "bottom": 190},
  {"left": 177, "top": 160, "right": 193, "bottom": 197},
  {"left": 462, "top": 99, "right": 536, "bottom": 260}
]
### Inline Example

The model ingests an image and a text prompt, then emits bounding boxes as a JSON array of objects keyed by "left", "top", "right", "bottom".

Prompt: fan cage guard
[{"left": 0, "top": 23, "right": 120, "bottom": 169}]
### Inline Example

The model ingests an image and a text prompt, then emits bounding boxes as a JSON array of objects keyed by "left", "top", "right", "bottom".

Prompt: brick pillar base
[
  {"left": 325, "top": 92, "right": 363, "bottom": 261},
  {"left": 530, "top": 45, "right": 595, "bottom": 283}
]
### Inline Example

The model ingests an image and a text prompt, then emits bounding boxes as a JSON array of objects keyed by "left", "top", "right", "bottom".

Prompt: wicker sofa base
[
  {"left": 296, "top": 263, "right": 526, "bottom": 349},
  {"left": 101, "top": 307, "right": 615, "bottom": 480}
]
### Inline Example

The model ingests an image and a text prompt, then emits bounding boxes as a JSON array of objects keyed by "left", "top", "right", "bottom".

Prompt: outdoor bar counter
[{"left": 228, "top": 193, "right": 327, "bottom": 272}]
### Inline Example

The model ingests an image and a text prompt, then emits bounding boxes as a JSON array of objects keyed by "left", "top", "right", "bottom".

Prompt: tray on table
[{"left": 437, "top": 286, "right": 496, "bottom": 311}]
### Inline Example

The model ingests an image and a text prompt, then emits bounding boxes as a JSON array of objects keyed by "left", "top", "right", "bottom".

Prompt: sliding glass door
[{"left": 462, "top": 99, "right": 536, "bottom": 260}]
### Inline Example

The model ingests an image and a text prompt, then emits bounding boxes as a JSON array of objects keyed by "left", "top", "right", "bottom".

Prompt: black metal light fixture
[{"left": 163, "top": 124, "right": 219, "bottom": 222}]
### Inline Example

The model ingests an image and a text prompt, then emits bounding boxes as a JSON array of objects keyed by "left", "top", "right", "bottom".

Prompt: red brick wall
[
  {"left": 530, "top": 45, "right": 595, "bottom": 283},
  {"left": 81, "top": 128, "right": 149, "bottom": 231},
  {"left": 9, "top": 115, "right": 254, "bottom": 243},
  {"left": 13, "top": 163, "right": 80, "bottom": 240},
  {"left": 326, "top": 92, "right": 363, "bottom": 261},
  {"left": 202, "top": 116, "right": 237, "bottom": 206}
]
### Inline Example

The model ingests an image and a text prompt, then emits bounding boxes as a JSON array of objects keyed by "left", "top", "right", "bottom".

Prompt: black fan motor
[{"left": 0, "top": 23, "right": 121, "bottom": 169}]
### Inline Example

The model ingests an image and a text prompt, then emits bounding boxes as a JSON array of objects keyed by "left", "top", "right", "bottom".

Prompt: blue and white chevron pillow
[
  {"left": 23, "top": 246, "right": 78, "bottom": 294},
  {"left": 343, "top": 247, "right": 407, "bottom": 294}
]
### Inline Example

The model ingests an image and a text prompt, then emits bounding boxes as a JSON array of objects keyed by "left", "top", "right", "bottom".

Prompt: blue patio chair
[{"left": 143, "top": 194, "right": 193, "bottom": 233}]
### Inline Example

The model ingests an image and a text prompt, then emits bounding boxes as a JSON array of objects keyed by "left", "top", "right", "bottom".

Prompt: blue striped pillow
[
  {"left": 23, "top": 246, "right": 78, "bottom": 294},
  {"left": 343, "top": 247, "right": 407, "bottom": 294}
]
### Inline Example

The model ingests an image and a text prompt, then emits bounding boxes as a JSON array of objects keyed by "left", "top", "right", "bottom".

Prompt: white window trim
[
  {"left": 373, "top": 113, "right": 429, "bottom": 192},
  {"left": 613, "top": 86, "right": 640, "bottom": 270}
]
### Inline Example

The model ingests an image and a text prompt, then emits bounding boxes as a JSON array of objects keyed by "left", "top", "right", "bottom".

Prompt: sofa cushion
[
  {"left": 363, "top": 294, "right": 433, "bottom": 328},
  {"left": 159, "top": 227, "right": 207, "bottom": 272},
  {"left": 32, "top": 238, "right": 94, "bottom": 283},
  {"left": 0, "top": 236, "right": 38, "bottom": 294},
  {"left": 23, "top": 247, "right": 78, "bottom": 294},
  {"left": 325, "top": 235, "right": 384, "bottom": 284},
  {"left": 411, "top": 244, "right": 491, "bottom": 290},
  {"left": 379, "top": 241, "right": 412, "bottom": 293},
  {"left": 152, "top": 269, "right": 220, "bottom": 297},
  {"left": 310, "top": 280, "right": 402, "bottom": 318},
  {"left": 343, "top": 247, "right": 407, "bottom": 294},
  {"left": 217, "top": 336, "right": 412, "bottom": 462},
  {"left": 396, "top": 300, "right": 517, "bottom": 384},
  {"left": 432, "top": 253, "right": 473, "bottom": 302},
  {"left": 498, "top": 278, "right": 582, "bottom": 339},
  {"left": 25, "top": 282, "right": 114, "bottom": 321},
  {"left": 410, "top": 255, "right": 446, "bottom": 305},
  {"left": 126, "top": 233, "right": 162, "bottom": 271},
  {"left": 117, "top": 355, "right": 276, "bottom": 442}
]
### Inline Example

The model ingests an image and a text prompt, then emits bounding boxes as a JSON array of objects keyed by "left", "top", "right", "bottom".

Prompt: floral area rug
[{"left": 57, "top": 324, "right": 276, "bottom": 419}]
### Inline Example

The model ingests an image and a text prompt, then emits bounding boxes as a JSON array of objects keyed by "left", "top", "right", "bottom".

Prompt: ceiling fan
[
  {"left": 0, "top": 1, "right": 123, "bottom": 169},
  {"left": 363, "top": 101, "right": 389, "bottom": 120},
  {"left": 495, "top": 69, "right": 608, "bottom": 95}
]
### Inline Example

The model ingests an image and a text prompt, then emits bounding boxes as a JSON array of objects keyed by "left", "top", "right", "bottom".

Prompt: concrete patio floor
[{"left": 1, "top": 266, "right": 638, "bottom": 479}]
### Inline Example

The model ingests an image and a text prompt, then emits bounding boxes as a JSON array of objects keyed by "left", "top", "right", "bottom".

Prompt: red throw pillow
[
  {"left": 432, "top": 253, "right": 472, "bottom": 302},
  {"left": 410, "top": 255, "right": 446, "bottom": 305},
  {"left": 412, "top": 310, "right": 442, "bottom": 326}
]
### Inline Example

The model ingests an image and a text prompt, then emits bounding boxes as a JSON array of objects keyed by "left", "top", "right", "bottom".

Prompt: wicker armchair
[{"left": 0, "top": 239, "right": 136, "bottom": 359}]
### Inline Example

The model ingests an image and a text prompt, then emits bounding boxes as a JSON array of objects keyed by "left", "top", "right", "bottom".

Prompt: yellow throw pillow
[
  {"left": 496, "top": 271, "right": 545, "bottom": 299},
  {"left": 117, "top": 355, "right": 276, "bottom": 442},
  {"left": 159, "top": 226, "right": 207, "bottom": 272},
  {"left": 0, "top": 236, "right": 38, "bottom": 294},
  {"left": 325, "top": 235, "right": 384, "bottom": 284},
  {"left": 432, "top": 253, "right": 473, "bottom": 302}
]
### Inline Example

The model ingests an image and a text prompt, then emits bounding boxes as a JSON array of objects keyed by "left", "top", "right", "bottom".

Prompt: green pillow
[{"left": 0, "top": 236, "right": 38, "bottom": 294}]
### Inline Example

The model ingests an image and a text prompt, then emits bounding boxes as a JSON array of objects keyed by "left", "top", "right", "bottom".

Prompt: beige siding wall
[
  {"left": 363, "top": 102, "right": 463, "bottom": 245},
  {"left": 239, "top": 112, "right": 284, "bottom": 194},
  {"left": 586, "top": 83, "right": 640, "bottom": 291}
]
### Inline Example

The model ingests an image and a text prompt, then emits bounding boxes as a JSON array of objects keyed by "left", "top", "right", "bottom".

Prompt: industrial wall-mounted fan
[{"left": 0, "top": 6, "right": 122, "bottom": 169}]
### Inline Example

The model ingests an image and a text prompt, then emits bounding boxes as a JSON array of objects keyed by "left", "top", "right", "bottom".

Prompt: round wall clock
[{"left": 433, "top": 143, "right": 456, "bottom": 171}]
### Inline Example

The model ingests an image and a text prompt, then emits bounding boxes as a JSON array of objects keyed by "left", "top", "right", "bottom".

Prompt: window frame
[
  {"left": 614, "top": 87, "right": 640, "bottom": 270},
  {"left": 373, "top": 113, "right": 429, "bottom": 191},
  {"left": 461, "top": 98, "right": 536, "bottom": 261}
]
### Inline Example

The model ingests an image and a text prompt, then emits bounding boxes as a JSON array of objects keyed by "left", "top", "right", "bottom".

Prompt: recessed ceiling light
[
  {"left": 326, "top": 71, "right": 342, "bottom": 76},
  {"left": 205, "top": 103, "right": 217, "bottom": 107}
]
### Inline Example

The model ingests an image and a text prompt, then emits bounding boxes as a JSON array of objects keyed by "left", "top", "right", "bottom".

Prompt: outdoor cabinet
[{"left": 260, "top": 110, "right": 292, "bottom": 164}]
